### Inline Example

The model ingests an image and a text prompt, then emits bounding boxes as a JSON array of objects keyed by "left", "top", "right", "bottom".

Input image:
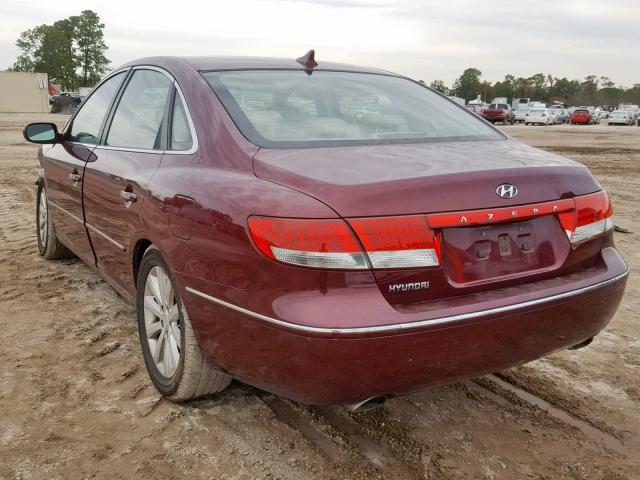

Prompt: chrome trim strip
[
  {"left": 48, "top": 200, "right": 126, "bottom": 251},
  {"left": 94, "top": 145, "right": 164, "bottom": 154},
  {"left": 186, "top": 269, "right": 629, "bottom": 335},
  {"left": 47, "top": 200, "right": 83, "bottom": 224},
  {"left": 86, "top": 223, "right": 126, "bottom": 251}
]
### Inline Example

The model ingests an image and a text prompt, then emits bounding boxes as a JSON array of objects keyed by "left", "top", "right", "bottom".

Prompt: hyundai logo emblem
[{"left": 496, "top": 183, "right": 518, "bottom": 199}]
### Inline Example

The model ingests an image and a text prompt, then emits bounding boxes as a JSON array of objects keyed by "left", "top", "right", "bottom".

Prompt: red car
[
  {"left": 24, "top": 53, "right": 628, "bottom": 408},
  {"left": 480, "top": 103, "right": 515, "bottom": 125},
  {"left": 570, "top": 109, "right": 593, "bottom": 125}
]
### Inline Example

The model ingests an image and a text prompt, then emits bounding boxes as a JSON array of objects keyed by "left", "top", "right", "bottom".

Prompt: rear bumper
[{"left": 181, "top": 248, "right": 628, "bottom": 404}]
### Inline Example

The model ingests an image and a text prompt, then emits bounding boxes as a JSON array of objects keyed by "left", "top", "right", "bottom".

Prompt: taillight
[
  {"left": 248, "top": 215, "right": 441, "bottom": 270},
  {"left": 348, "top": 216, "right": 441, "bottom": 268},
  {"left": 571, "top": 191, "right": 614, "bottom": 243},
  {"left": 558, "top": 191, "right": 613, "bottom": 244},
  {"left": 247, "top": 217, "right": 368, "bottom": 269}
]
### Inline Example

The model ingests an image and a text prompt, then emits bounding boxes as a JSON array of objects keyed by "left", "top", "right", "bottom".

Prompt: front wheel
[
  {"left": 36, "top": 182, "right": 73, "bottom": 260},
  {"left": 136, "top": 246, "right": 231, "bottom": 401}
]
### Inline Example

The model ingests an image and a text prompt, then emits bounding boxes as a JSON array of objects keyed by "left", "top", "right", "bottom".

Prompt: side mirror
[{"left": 23, "top": 122, "right": 61, "bottom": 144}]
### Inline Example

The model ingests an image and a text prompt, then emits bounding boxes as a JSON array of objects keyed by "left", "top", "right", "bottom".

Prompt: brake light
[
  {"left": 571, "top": 191, "right": 614, "bottom": 243},
  {"left": 248, "top": 215, "right": 441, "bottom": 270},
  {"left": 348, "top": 216, "right": 440, "bottom": 268},
  {"left": 248, "top": 217, "right": 368, "bottom": 269}
]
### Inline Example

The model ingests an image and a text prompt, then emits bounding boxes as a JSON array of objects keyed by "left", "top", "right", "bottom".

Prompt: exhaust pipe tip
[
  {"left": 569, "top": 337, "right": 594, "bottom": 350},
  {"left": 343, "top": 396, "right": 386, "bottom": 413}
]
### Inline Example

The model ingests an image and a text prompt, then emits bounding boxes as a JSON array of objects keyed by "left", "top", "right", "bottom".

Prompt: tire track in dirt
[
  {"left": 256, "top": 391, "right": 425, "bottom": 479},
  {"left": 469, "top": 376, "right": 637, "bottom": 459}
]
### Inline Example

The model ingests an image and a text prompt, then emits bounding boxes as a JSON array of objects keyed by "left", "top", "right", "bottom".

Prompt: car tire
[
  {"left": 136, "top": 246, "right": 231, "bottom": 401},
  {"left": 36, "top": 181, "right": 74, "bottom": 260}
]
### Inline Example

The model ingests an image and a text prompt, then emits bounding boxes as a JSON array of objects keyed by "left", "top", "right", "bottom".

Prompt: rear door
[
  {"left": 82, "top": 67, "right": 174, "bottom": 295},
  {"left": 42, "top": 71, "right": 127, "bottom": 263}
]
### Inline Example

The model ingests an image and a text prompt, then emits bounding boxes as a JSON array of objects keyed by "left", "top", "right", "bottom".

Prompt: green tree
[
  {"left": 429, "top": 80, "right": 449, "bottom": 95},
  {"left": 452, "top": 68, "right": 482, "bottom": 102},
  {"left": 9, "top": 10, "right": 109, "bottom": 89},
  {"left": 70, "top": 10, "right": 109, "bottom": 86},
  {"left": 36, "top": 25, "right": 77, "bottom": 89},
  {"left": 10, "top": 26, "right": 46, "bottom": 72},
  {"left": 492, "top": 74, "right": 516, "bottom": 101},
  {"left": 623, "top": 84, "right": 640, "bottom": 104},
  {"left": 10, "top": 24, "right": 77, "bottom": 89}
]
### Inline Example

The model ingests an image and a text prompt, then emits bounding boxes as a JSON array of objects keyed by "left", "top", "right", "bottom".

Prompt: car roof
[{"left": 121, "top": 55, "right": 396, "bottom": 76}]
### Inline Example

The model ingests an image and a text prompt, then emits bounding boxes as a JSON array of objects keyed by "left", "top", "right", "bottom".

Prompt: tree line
[
  {"left": 8, "top": 10, "right": 109, "bottom": 91},
  {"left": 425, "top": 68, "right": 640, "bottom": 106}
]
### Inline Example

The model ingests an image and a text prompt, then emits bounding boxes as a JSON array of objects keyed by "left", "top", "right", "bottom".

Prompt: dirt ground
[{"left": 0, "top": 113, "right": 638, "bottom": 480}]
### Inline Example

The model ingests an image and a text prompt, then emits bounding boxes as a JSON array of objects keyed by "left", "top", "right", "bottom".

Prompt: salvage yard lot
[{"left": 0, "top": 114, "right": 638, "bottom": 479}]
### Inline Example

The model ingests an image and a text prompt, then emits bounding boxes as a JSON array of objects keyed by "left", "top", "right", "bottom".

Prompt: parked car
[
  {"left": 50, "top": 92, "right": 84, "bottom": 114},
  {"left": 24, "top": 54, "right": 628, "bottom": 407},
  {"left": 514, "top": 108, "right": 530, "bottom": 123},
  {"left": 570, "top": 109, "right": 593, "bottom": 125},
  {"left": 594, "top": 109, "right": 609, "bottom": 122},
  {"left": 549, "top": 106, "right": 565, "bottom": 123},
  {"left": 607, "top": 110, "right": 633, "bottom": 125},
  {"left": 480, "top": 103, "right": 515, "bottom": 125},
  {"left": 525, "top": 108, "right": 555, "bottom": 125}
]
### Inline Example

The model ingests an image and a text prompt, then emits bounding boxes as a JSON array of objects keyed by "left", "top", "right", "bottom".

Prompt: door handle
[
  {"left": 69, "top": 172, "right": 81, "bottom": 184},
  {"left": 120, "top": 190, "right": 137, "bottom": 207}
]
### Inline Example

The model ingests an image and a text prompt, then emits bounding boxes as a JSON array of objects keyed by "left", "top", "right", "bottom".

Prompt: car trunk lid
[{"left": 254, "top": 139, "right": 600, "bottom": 217}]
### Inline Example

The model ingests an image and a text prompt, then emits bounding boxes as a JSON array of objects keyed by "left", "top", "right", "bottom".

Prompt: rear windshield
[
  {"left": 203, "top": 70, "right": 503, "bottom": 148},
  {"left": 530, "top": 109, "right": 546, "bottom": 114},
  {"left": 574, "top": 110, "right": 589, "bottom": 114},
  {"left": 489, "top": 104, "right": 508, "bottom": 109}
]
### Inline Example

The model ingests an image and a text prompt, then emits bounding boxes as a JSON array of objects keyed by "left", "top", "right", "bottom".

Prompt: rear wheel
[
  {"left": 36, "top": 182, "right": 73, "bottom": 260},
  {"left": 136, "top": 246, "right": 231, "bottom": 401}
]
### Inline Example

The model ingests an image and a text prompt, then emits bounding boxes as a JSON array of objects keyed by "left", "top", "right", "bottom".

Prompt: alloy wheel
[
  {"left": 38, "top": 187, "right": 48, "bottom": 245},
  {"left": 143, "top": 266, "right": 181, "bottom": 377}
]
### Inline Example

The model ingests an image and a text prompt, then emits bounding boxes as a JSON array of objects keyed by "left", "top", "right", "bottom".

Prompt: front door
[
  {"left": 82, "top": 68, "right": 173, "bottom": 295},
  {"left": 42, "top": 71, "right": 127, "bottom": 263}
]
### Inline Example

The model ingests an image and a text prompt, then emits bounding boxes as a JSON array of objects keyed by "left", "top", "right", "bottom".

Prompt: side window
[
  {"left": 170, "top": 93, "right": 193, "bottom": 151},
  {"left": 69, "top": 72, "right": 125, "bottom": 144},
  {"left": 106, "top": 69, "right": 173, "bottom": 150}
]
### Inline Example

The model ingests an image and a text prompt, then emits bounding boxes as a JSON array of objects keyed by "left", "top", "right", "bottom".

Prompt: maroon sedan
[{"left": 24, "top": 53, "right": 627, "bottom": 408}]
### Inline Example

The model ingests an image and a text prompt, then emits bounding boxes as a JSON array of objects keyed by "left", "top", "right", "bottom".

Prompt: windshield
[{"left": 203, "top": 70, "right": 503, "bottom": 148}]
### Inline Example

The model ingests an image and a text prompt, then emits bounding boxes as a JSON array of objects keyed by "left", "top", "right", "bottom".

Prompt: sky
[{"left": 1, "top": 0, "right": 639, "bottom": 87}]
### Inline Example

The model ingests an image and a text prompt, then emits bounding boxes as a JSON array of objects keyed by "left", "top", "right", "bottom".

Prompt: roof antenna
[{"left": 296, "top": 49, "right": 318, "bottom": 74}]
